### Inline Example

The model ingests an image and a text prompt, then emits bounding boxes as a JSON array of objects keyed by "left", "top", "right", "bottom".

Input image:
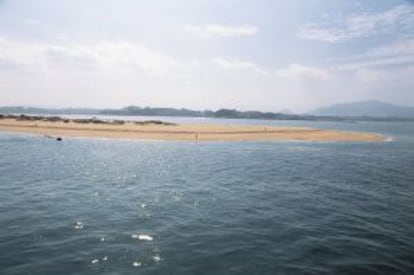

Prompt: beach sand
[{"left": 0, "top": 118, "right": 386, "bottom": 142}]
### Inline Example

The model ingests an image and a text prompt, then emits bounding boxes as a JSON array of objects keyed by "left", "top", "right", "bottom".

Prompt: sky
[{"left": 0, "top": 0, "right": 413, "bottom": 112}]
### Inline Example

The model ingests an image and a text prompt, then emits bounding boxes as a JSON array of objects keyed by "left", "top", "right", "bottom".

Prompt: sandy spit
[{"left": 0, "top": 119, "right": 386, "bottom": 142}]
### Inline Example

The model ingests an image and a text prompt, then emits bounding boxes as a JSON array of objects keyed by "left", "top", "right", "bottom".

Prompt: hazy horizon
[
  {"left": 1, "top": 99, "right": 414, "bottom": 115},
  {"left": 1, "top": 0, "right": 414, "bottom": 112}
]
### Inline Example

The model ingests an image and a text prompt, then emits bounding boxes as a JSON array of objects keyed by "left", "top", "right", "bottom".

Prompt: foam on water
[
  {"left": 131, "top": 233, "right": 153, "bottom": 241},
  {"left": 91, "top": 259, "right": 99, "bottom": 264},
  {"left": 73, "top": 221, "right": 84, "bottom": 230},
  {"left": 139, "top": 234, "right": 154, "bottom": 241}
]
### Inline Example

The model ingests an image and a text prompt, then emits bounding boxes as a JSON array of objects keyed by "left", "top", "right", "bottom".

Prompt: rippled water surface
[{"left": 0, "top": 120, "right": 413, "bottom": 274}]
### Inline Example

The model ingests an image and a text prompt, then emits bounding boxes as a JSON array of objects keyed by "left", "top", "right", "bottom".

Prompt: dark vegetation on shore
[
  {"left": 0, "top": 106, "right": 413, "bottom": 122},
  {"left": 0, "top": 114, "right": 177, "bottom": 126}
]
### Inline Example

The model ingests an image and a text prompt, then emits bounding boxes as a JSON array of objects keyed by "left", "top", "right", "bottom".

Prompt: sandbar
[{"left": 0, "top": 115, "right": 386, "bottom": 142}]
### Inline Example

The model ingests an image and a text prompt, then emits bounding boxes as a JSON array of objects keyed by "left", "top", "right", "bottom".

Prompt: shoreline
[{"left": 0, "top": 115, "right": 386, "bottom": 142}]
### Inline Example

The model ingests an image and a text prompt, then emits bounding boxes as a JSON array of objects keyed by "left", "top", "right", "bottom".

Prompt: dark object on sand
[
  {"left": 56, "top": 137, "right": 62, "bottom": 141},
  {"left": 45, "top": 116, "right": 62, "bottom": 122},
  {"left": 134, "top": 120, "right": 177, "bottom": 126},
  {"left": 17, "top": 114, "right": 37, "bottom": 121}
]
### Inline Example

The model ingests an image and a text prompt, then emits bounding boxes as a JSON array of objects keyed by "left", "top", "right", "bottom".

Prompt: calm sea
[{"left": 0, "top": 118, "right": 413, "bottom": 274}]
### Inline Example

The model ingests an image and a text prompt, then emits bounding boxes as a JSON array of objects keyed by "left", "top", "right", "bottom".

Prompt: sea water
[{"left": 0, "top": 119, "right": 413, "bottom": 274}]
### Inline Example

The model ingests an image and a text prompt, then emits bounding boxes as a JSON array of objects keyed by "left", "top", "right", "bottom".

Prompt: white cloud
[
  {"left": 23, "top": 19, "right": 40, "bottom": 26},
  {"left": 275, "top": 64, "right": 330, "bottom": 80},
  {"left": 0, "top": 39, "right": 181, "bottom": 75},
  {"left": 212, "top": 58, "right": 330, "bottom": 81},
  {"left": 366, "top": 39, "right": 414, "bottom": 58},
  {"left": 355, "top": 68, "right": 387, "bottom": 82},
  {"left": 0, "top": 38, "right": 182, "bottom": 76},
  {"left": 211, "top": 57, "right": 268, "bottom": 75},
  {"left": 91, "top": 41, "right": 181, "bottom": 75},
  {"left": 355, "top": 66, "right": 414, "bottom": 82},
  {"left": 211, "top": 59, "right": 331, "bottom": 81},
  {"left": 184, "top": 24, "right": 257, "bottom": 38},
  {"left": 334, "top": 55, "right": 414, "bottom": 71},
  {"left": 329, "top": 38, "right": 414, "bottom": 71},
  {"left": 297, "top": 5, "right": 414, "bottom": 42}
]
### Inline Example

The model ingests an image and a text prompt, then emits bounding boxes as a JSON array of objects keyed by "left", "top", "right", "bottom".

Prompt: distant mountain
[{"left": 311, "top": 100, "right": 414, "bottom": 118}]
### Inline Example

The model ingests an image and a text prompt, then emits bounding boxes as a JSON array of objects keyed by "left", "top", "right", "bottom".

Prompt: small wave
[
  {"left": 287, "top": 146, "right": 320, "bottom": 152},
  {"left": 385, "top": 137, "right": 393, "bottom": 142},
  {"left": 131, "top": 234, "right": 153, "bottom": 241}
]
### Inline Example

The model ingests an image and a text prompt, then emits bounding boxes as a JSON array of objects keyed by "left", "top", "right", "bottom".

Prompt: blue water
[{"left": 0, "top": 119, "right": 413, "bottom": 274}]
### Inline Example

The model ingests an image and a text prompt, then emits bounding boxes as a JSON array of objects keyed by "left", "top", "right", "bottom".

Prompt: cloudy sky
[{"left": 0, "top": 0, "right": 413, "bottom": 112}]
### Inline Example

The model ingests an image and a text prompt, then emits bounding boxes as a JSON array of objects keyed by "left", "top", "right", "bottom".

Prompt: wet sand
[{"left": 0, "top": 117, "right": 386, "bottom": 142}]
